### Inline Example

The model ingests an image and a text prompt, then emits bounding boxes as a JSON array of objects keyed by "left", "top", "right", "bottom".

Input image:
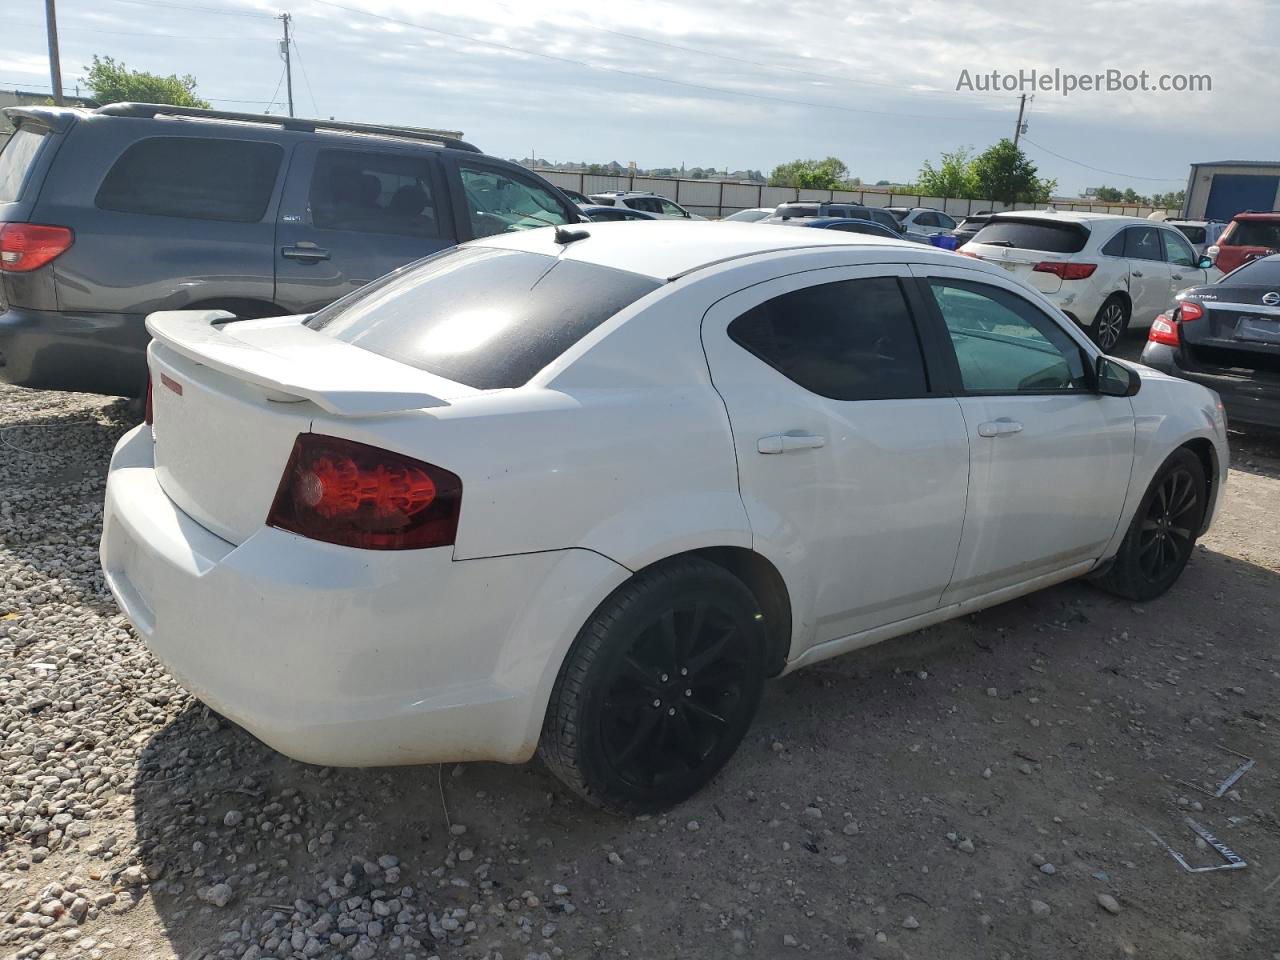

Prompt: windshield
[
  {"left": 305, "top": 246, "right": 662, "bottom": 389},
  {"left": 970, "top": 218, "right": 1088, "bottom": 253}
]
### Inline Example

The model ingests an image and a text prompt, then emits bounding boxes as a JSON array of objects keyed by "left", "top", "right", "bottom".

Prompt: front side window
[
  {"left": 937, "top": 213, "right": 957, "bottom": 230},
  {"left": 305, "top": 246, "right": 660, "bottom": 389},
  {"left": 96, "top": 137, "right": 282, "bottom": 222},
  {"left": 309, "top": 149, "right": 442, "bottom": 237},
  {"left": 1161, "top": 230, "right": 1197, "bottom": 267},
  {"left": 928, "top": 279, "right": 1088, "bottom": 393},
  {"left": 727, "top": 277, "right": 929, "bottom": 401},
  {"left": 658, "top": 198, "right": 688, "bottom": 218},
  {"left": 457, "top": 163, "right": 570, "bottom": 237}
]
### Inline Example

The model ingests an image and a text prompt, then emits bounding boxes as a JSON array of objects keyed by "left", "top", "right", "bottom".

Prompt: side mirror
[
  {"left": 1096, "top": 356, "right": 1141, "bottom": 397},
  {"left": 1198, "top": 255, "right": 1213, "bottom": 269}
]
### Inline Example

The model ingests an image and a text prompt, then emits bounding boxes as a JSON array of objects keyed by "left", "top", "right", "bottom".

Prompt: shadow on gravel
[{"left": 129, "top": 543, "right": 1280, "bottom": 960}]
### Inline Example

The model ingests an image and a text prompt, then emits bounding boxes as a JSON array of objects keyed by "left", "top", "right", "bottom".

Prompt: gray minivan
[{"left": 0, "top": 103, "right": 583, "bottom": 397}]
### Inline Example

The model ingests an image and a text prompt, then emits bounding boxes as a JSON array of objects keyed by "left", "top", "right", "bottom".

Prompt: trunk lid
[
  {"left": 961, "top": 243, "right": 1066, "bottom": 294},
  {"left": 1180, "top": 286, "right": 1280, "bottom": 374},
  {"left": 147, "top": 310, "right": 476, "bottom": 545}
]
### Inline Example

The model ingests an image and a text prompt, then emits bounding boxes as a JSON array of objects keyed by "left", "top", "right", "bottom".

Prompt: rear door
[
  {"left": 910, "top": 265, "right": 1135, "bottom": 602},
  {"left": 1114, "top": 225, "right": 1171, "bottom": 326},
  {"left": 274, "top": 143, "right": 455, "bottom": 315},
  {"left": 701, "top": 264, "right": 970, "bottom": 651}
]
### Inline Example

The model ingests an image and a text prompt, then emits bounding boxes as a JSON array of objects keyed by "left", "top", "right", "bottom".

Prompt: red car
[{"left": 1209, "top": 211, "right": 1280, "bottom": 274}]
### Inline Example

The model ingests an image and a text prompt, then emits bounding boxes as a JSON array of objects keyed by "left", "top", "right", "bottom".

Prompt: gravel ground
[{"left": 2, "top": 361, "right": 1279, "bottom": 960}]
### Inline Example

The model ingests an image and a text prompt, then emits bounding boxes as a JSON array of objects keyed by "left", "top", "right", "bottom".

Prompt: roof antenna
[{"left": 554, "top": 225, "right": 590, "bottom": 245}]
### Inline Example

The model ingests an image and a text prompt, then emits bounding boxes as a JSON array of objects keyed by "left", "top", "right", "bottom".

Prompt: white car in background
[
  {"left": 960, "top": 211, "right": 1220, "bottom": 351},
  {"left": 101, "top": 222, "right": 1227, "bottom": 814},
  {"left": 721, "top": 207, "right": 775, "bottom": 222},
  {"left": 588, "top": 191, "right": 706, "bottom": 220},
  {"left": 1163, "top": 219, "right": 1228, "bottom": 258},
  {"left": 886, "top": 206, "right": 959, "bottom": 241}
]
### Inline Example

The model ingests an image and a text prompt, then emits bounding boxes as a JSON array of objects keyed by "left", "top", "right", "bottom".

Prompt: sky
[{"left": 2, "top": 0, "right": 1277, "bottom": 196}]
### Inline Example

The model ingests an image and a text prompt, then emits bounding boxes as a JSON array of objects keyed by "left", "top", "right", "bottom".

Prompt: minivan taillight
[
  {"left": 1033, "top": 261, "right": 1097, "bottom": 280},
  {"left": 0, "top": 223, "right": 74, "bottom": 272},
  {"left": 267, "top": 434, "right": 462, "bottom": 550}
]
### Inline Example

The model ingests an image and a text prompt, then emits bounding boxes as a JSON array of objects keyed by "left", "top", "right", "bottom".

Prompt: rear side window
[
  {"left": 1118, "top": 226, "right": 1163, "bottom": 261},
  {"left": 96, "top": 137, "right": 282, "bottom": 222},
  {"left": 1227, "top": 220, "right": 1280, "bottom": 248},
  {"left": 0, "top": 127, "right": 48, "bottom": 203},
  {"left": 727, "top": 277, "right": 929, "bottom": 401},
  {"left": 970, "top": 219, "right": 1088, "bottom": 253},
  {"left": 309, "top": 149, "right": 442, "bottom": 237},
  {"left": 305, "top": 246, "right": 660, "bottom": 389}
]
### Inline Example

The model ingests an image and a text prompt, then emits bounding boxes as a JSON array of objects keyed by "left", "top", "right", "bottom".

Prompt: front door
[
  {"left": 701, "top": 265, "right": 970, "bottom": 652},
  {"left": 911, "top": 266, "right": 1136, "bottom": 603},
  {"left": 274, "top": 143, "right": 455, "bottom": 315}
]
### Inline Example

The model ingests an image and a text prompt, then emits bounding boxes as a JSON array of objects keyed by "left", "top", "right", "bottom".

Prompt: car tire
[
  {"left": 1089, "top": 295, "right": 1130, "bottom": 352},
  {"left": 539, "top": 558, "right": 767, "bottom": 815},
  {"left": 1094, "top": 448, "right": 1206, "bottom": 602}
]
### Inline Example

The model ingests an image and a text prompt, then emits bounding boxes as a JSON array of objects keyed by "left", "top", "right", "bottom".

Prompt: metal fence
[{"left": 534, "top": 169, "right": 1180, "bottom": 221}]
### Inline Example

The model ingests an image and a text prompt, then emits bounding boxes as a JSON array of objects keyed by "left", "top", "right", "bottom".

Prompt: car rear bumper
[
  {"left": 0, "top": 306, "right": 149, "bottom": 396},
  {"left": 1141, "top": 342, "right": 1280, "bottom": 429},
  {"left": 100, "top": 425, "right": 629, "bottom": 767}
]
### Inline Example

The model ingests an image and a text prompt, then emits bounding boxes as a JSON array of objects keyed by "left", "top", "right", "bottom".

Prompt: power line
[
  {"left": 290, "top": 37, "right": 320, "bottom": 116},
  {"left": 1020, "top": 137, "right": 1184, "bottom": 183},
  {"left": 307, "top": 0, "right": 1004, "bottom": 125},
  {"left": 106, "top": 0, "right": 277, "bottom": 18},
  {"left": 264, "top": 65, "right": 286, "bottom": 114},
  {"left": 6, "top": 17, "right": 274, "bottom": 40}
]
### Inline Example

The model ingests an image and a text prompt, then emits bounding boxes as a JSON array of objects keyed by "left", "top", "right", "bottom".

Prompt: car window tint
[
  {"left": 1123, "top": 227, "right": 1163, "bottom": 261},
  {"left": 309, "top": 150, "right": 442, "bottom": 237},
  {"left": 970, "top": 219, "right": 1088, "bottom": 253},
  {"left": 928, "top": 279, "right": 1088, "bottom": 393},
  {"left": 727, "top": 277, "right": 929, "bottom": 401},
  {"left": 1224, "top": 256, "right": 1280, "bottom": 284},
  {"left": 458, "top": 163, "right": 570, "bottom": 237},
  {"left": 305, "top": 246, "right": 660, "bottom": 389},
  {"left": 1176, "top": 225, "right": 1206, "bottom": 244},
  {"left": 0, "top": 127, "right": 48, "bottom": 203},
  {"left": 1162, "top": 230, "right": 1197, "bottom": 267},
  {"left": 1228, "top": 221, "right": 1280, "bottom": 247},
  {"left": 915, "top": 212, "right": 938, "bottom": 227},
  {"left": 96, "top": 137, "right": 281, "bottom": 222},
  {"left": 937, "top": 213, "right": 957, "bottom": 229},
  {"left": 1101, "top": 230, "right": 1125, "bottom": 257}
]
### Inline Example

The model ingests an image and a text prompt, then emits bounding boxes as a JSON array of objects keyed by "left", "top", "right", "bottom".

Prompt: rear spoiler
[{"left": 146, "top": 310, "right": 461, "bottom": 417}]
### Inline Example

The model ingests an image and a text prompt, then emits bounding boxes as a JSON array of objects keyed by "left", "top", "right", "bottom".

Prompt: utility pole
[
  {"left": 1012, "top": 93, "right": 1027, "bottom": 147},
  {"left": 45, "top": 0, "right": 64, "bottom": 105},
  {"left": 278, "top": 13, "right": 294, "bottom": 117}
]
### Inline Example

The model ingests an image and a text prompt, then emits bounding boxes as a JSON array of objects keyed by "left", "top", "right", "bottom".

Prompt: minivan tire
[{"left": 539, "top": 558, "right": 767, "bottom": 815}]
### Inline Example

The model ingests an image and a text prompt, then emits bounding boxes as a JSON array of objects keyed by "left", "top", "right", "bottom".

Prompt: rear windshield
[
  {"left": 1224, "top": 255, "right": 1280, "bottom": 285},
  {"left": 1227, "top": 221, "right": 1280, "bottom": 248},
  {"left": 970, "top": 218, "right": 1088, "bottom": 253},
  {"left": 305, "top": 246, "right": 662, "bottom": 389},
  {"left": 1175, "top": 225, "right": 1207, "bottom": 244},
  {"left": 775, "top": 203, "right": 821, "bottom": 218},
  {"left": 0, "top": 127, "right": 48, "bottom": 203}
]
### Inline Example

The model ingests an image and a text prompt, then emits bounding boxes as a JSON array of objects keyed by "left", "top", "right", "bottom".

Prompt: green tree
[
  {"left": 85, "top": 55, "right": 209, "bottom": 108},
  {"left": 970, "top": 139, "right": 1052, "bottom": 204},
  {"left": 768, "top": 156, "right": 850, "bottom": 190},
  {"left": 1093, "top": 186, "right": 1124, "bottom": 202},
  {"left": 916, "top": 146, "right": 977, "bottom": 199},
  {"left": 1151, "top": 189, "right": 1185, "bottom": 209}
]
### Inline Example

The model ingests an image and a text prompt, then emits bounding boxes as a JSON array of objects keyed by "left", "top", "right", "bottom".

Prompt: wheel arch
[{"left": 1179, "top": 436, "right": 1219, "bottom": 533}]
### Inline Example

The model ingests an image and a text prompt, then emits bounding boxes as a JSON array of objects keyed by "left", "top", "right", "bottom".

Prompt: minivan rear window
[
  {"left": 0, "top": 127, "right": 48, "bottom": 203},
  {"left": 970, "top": 219, "right": 1088, "bottom": 253},
  {"left": 96, "top": 137, "right": 282, "bottom": 222},
  {"left": 305, "top": 246, "right": 662, "bottom": 389}
]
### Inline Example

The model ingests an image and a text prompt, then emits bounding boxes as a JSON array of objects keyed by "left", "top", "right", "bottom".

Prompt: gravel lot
[{"left": 2, "top": 359, "right": 1278, "bottom": 960}]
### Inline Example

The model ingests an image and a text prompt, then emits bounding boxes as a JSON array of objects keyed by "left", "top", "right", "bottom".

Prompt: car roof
[
  {"left": 472, "top": 221, "right": 939, "bottom": 280},
  {"left": 990, "top": 210, "right": 1162, "bottom": 226},
  {"left": 1234, "top": 211, "right": 1280, "bottom": 220}
]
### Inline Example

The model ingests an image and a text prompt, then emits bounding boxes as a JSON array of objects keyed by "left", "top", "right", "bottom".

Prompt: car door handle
[
  {"left": 757, "top": 433, "right": 827, "bottom": 454},
  {"left": 977, "top": 419, "right": 1023, "bottom": 438},
  {"left": 281, "top": 243, "right": 331, "bottom": 262},
  {"left": 1172, "top": 273, "right": 1184, "bottom": 280},
  {"left": 1132, "top": 270, "right": 1144, "bottom": 278}
]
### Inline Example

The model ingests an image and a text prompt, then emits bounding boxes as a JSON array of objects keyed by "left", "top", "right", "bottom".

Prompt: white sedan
[
  {"left": 960, "top": 211, "right": 1220, "bottom": 351},
  {"left": 101, "top": 222, "right": 1228, "bottom": 814}
]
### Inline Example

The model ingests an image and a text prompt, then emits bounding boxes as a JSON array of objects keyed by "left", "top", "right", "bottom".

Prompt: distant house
[{"left": 0, "top": 88, "right": 97, "bottom": 147}]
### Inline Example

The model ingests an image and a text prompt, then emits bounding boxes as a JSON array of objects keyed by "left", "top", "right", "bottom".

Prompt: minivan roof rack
[{"left": 94, "top": 102, "right": 481, "bottom": 153}]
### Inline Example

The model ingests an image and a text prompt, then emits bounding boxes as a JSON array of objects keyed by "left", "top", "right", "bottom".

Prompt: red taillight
[
  {"left": 143, "top": 375, "right": 154, "bottom": 426},
  {"left": 1149, "top": 313, "right": 1180, "bottom": 347},
  {"left": 1179, "top": 301, "right": 1204, "bottom": 322},
  {"left": 1033, "top": 261, "right": 1097, "bottom": 280},
  {"left": 266, "top": 434, "right": 461, "bottom": 550},
  {"left": 0, "top": 223, "right": 74, "bottom": 272}
]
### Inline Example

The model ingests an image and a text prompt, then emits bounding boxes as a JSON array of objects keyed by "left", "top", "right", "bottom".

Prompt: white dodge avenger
[{"left": 101, "top": 222, "right": 1228, "bottom": 814}]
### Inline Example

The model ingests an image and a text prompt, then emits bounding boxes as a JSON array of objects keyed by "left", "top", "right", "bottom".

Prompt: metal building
[{"left": 1182, "top": 161, "right": 1280, "bottom": 221}]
